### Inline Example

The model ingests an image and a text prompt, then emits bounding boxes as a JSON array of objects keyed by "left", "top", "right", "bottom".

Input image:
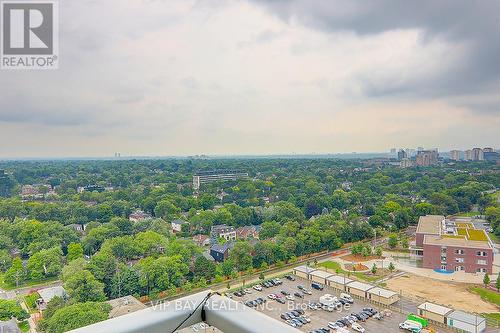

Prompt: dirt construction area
[{"left": 385, "top": 273, "right": 499, "bottom": 313}]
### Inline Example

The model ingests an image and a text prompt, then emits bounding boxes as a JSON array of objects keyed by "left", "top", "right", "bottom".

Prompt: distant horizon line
[{"left": 0, "top": 149, "right": 480, "bottom": 162}]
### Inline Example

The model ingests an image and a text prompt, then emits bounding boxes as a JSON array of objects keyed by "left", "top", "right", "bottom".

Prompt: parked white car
[
  {"left": 351, "top": 322, "right": 365, "bottom": 332},
  {"left": 243, "top": 288, "right": 252, "bottom": 294},
  {"left": 399, "top": 320, "right": 422, "bottom": 332},
  {"left": 340, "top": 293, "right": 354, "bottom": 303},
  {"left": 252, "top": 285, "right": 262, "bottom": 291},
  {"left": 267, "top": 294, "right": 277, "bottom": 300}
]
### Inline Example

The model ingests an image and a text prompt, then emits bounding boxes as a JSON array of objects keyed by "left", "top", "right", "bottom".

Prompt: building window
[
  {"left": 476, "top": 268, "right": 487, "bottom": 273},
  {"left": 455, "top": 258, "right": 464, "bottom": 263},
  {"left": 476, "top": 251, "right": 487, "bottom": 257},
  {"left": 454, "top": 266, "right": 464, "bottom": 271},
  {"left": 477, "top": 259, "right": 487, "bottom": 265},
  {"left": 454, "top": 249, "right": 464, "bottom": 255}
]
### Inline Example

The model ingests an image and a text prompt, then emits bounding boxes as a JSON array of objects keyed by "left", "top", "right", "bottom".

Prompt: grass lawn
[
  {"left": 489, "top": 232, "right": 499, "bottom": 243},
  {"left": 0, "top": 272, "right": 59, "bottom": 291},
  {"left": 469, "top": 286, "right": 500, "bottom": 306},
  {"left": 317, "top": 261, "right": 391, "bottom": 283},
  {"left": 456, "top": 211, "right": 480, "bottom": 217},
  {"left": 484, "top": 313, "right": 500, "bottom": 321},
  {"left": 24, "top": 292, "right": 41, "bottom": 312},
  {"left": 18, "top": 321, "right": 30, "bottom": 333},
  {"left": 494, "top": 191, "right": 500, "bottom": 203}
]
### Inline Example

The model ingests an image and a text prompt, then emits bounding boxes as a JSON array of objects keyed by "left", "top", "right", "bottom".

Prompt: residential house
[
  {"left": 211, "top": 225, "right": 236, "bottom": 241},
  {"left": 210, "top": 243, "right": 231, "bottom": 262},
  {"left": 193, "top": 234, "right": 210, "bottom": 247},
  {"left": 171, "top": 219, "right": 189, "bottom": 233},
  {"left": 65, "top": 223, "right": 85, "bottom": 233},
  {"left": 37, "top": 286, "right": 66, "bottom": 310},
  {"left": 235, "top": 226, "right": 260, "bottom": 240},
  {"left": 129, "top": 210, "right": 152, "bottom": 223}
]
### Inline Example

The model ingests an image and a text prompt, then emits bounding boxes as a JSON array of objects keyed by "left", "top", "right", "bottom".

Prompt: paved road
[{"left": 0, "top": 280, "right": 63, "bottom": 300}]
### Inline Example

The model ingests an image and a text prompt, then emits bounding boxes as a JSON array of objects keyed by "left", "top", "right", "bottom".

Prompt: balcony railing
[{"left": 68, "top": 290, "right": 301, "bottom": 333}]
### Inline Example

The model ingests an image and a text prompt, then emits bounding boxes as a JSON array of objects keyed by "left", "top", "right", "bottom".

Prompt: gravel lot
[{"left": 232, "top": 276, "right": 455, "bottom": 333}]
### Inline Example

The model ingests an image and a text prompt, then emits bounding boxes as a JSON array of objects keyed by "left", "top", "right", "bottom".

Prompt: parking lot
[{"left": 231, "top": 276, "right": 452, "bottom": 333}]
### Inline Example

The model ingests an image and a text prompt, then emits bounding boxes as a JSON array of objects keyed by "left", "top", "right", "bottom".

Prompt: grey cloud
[
  {"left": 248, "top": 0, "right": 500, "bottom": 98},
  {"left": 455, "top": 99, "right": 500, "bottom": 115},
  {"left": 0, "top": 97, "right": 94, "bottom": 126}
]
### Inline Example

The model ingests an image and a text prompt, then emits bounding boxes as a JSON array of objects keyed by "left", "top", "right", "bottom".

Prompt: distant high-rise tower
[
  {"left": 397, "top": 149, "right": 407, "bottom": 161},
  {"left": 415, "top": 150, "right": 438, "bottom": 166},
  {"left": 464, "top": 149, "right": 473, "bottom": 161},
  {"left": 450, "top": 150, "right": 461, "bottom": 161},
  {"left": 472, "top": 148, "right": 484, "bottom": 161}
]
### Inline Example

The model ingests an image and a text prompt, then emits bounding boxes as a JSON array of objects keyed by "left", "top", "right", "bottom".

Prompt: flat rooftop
[
  {"left": 416, "top": 215, "right": 444, "bottom": 235},
  {"left": 424, "top": 235, "right": 491, "bottom": 249},
  {"left": 310, "top": 270, "right": 334, "bottom": 279},
  {"left": 367, "top": 287, "right": 398, "bottom": 298},
  {"left": 447, "top": 310, "right": 486, "bottom": 325},
  {"left": 418, "top": 302, "right": 452, "bottom": 316},
  {"left": 293, "top": 265, "right": 316, "bottom": 274},
  {"left": 346, "top": 281, "right": 374, "bottom": 292},
  {"left": 326, "top": 275, "right": 353, "bottom": 285}
]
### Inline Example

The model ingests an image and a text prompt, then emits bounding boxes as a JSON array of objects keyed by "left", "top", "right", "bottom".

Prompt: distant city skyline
[{"left": 1, "top": 0, "right": 499, "bottom": 158}]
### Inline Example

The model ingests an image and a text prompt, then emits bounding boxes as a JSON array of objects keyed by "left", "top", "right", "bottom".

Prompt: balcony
[{"left": 68, "top": 291, "right": 301, "bottom": 333}]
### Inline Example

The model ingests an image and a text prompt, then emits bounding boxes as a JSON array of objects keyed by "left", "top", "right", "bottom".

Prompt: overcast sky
[{"left": 1, "top": 0, "right": 499, "bottom": 158}]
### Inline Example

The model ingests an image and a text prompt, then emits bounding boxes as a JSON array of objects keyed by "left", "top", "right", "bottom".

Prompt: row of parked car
[
  {"left": 233, "top": 278, "right": 284, "bottom": 298},
  {"left": 244, "top": 297, "right": 267, "bottom": 308},
  {"left": 327, "top": 307, "right": 379, "bottom": 333},
  {"left": 280, "top": 309, "right": 311, "bottom": 328}
]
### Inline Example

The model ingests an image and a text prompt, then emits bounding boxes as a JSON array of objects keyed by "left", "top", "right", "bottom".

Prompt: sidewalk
[
  {"left": 327, "top": 253, "right": 488, "bottom": 284},
  {"left": 19, "top": 300, "right": 37, "bottom": 333},
  {"left": 0, "top": 280, "right": 63, "bottom": 300}
]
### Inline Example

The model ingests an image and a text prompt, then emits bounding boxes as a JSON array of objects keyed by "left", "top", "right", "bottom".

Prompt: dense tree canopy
[{"left": 0, "top": 157, "right": 497, "bottom": 332}]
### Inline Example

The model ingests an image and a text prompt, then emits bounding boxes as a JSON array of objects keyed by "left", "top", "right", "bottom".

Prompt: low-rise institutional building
[
  {"left": 413, "top": 215, "right": 494, "bottom": 274},
  {"left": 447, "top": 310, "right": 486, "bottom": 333},
  {"left": 417, "top": 302, "right": 486, "bottom": 333},
  {"left": 309, "top": 269, "right": 333, "bottom": 285},
  {"left": 366, "top": 287, "right": 399, "bottom": 305},
  {"left": 417, "top": 302, "right": 452, "bottom": 324},
  {"left": 292, "top": 267, "right": 399, "bottom": 305},
  {"left": 326, "top": 274, "right": 353, "bottom": 292},
  {"left": 345, "top": 281, "right": 373, "bottom": 299},
  {"left": 192, "top": 170, "right": 248, "bottom": 190},
  {"left": 292, "top": 265, "right": 316, "bottom": 280}
]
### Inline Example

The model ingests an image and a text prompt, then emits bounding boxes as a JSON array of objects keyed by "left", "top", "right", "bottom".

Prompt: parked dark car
[
  {"left": 294, "top": 292, "right": 304, "bottom": 298},
  {"left": 311, "top": 282, "right": 324, "bottom": 291}
]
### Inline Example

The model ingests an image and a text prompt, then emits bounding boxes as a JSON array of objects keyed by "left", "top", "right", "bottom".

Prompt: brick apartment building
[{"left": 413, "top": 215, "right": 493, "bottom": 274}]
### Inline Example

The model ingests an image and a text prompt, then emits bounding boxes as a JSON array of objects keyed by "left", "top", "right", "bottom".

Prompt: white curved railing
[{"left": 68, "top": 291, "right": 301, "bottom": 333}]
